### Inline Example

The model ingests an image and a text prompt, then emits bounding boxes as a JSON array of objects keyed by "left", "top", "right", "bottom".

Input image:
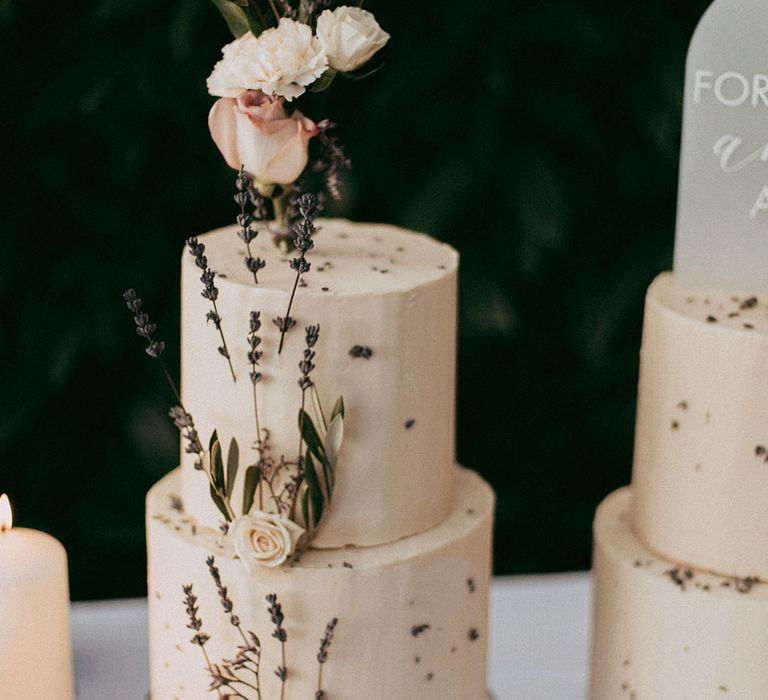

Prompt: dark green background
[{"left": 0, "top": 0, "right": 711, "bottom": 600}]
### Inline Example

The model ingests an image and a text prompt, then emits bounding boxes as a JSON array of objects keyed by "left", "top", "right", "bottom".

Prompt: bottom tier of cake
[
  {"left": 591, "top": 488, "right": 768, "bottom": 699},
  {"left": 147, "top": 467, "right": 494, "bottom": 700}
]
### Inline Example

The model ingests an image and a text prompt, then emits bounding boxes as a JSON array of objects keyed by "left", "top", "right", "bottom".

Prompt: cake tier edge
[
  {"left": 591, "top": 487, "right": 768, "bottom": 700},
  {"left": 148, "top": 466, "right": 494, "bottom": 700},
  {"left": 631, "top": 271, "right": 768, "bottom": 579}
]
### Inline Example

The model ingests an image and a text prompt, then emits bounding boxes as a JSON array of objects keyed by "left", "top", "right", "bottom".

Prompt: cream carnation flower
[
  {"left": 315, "top": 6, "right": 390, "bottom": 73},
  {"left": 207, "top": 19, "right": 328, "bottom": 101},
  {"left": 229, "top": 511, "right": 305, "bottom": 570}
]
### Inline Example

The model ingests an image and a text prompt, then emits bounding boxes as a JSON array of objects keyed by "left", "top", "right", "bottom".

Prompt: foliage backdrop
[{"left": 0, "top": 0, "right": 712, "bottom": 599}]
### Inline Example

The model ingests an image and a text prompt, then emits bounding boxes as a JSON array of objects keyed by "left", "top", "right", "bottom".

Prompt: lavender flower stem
[
  {"left": 212, "top": 299, "right": 236, "bottom": 382},
  {"left": 278, "top": 273, "right": 301, "bottom": 354}
]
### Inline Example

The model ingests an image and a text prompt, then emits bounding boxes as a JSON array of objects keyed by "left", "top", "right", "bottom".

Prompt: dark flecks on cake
[
  {"left": 719, "top": 686, "right": 728, "bottom": 692},
  {"left": 734, "top": 576, "right": 762, "bottom": 593},
  {"left": 666, "top": 567, "right": 694, "bottom": 590},
  {"left": 466, "top": 508, "right": 476, "bottom": 515},
  {"left": 450, "top": 646, "right": 457, "bottom": 654},
  {"left": 342, "top": 561, "right": 353, "bottom": 568},
  {"left": 322, "top": 287, "right": 330, "bottom": 292},
  {"left": 686, "top": 296, "right": 696, "bottom": 304},
  {"left": 744, "top": 323, "right": 755, "bottom": 329},
  {"left": 741, "top": 296, "right": 758, "bottom": 310},
  {"left": 169, "top": 494, "right": 184, "bottom": 512},
  {"left": 299, "top": 279, "right": 308, "bottom": 288},
  {"left": 468, "top": 628, "right": 480, "bottom": 642},
  {"left": 728, "top": 311, "right": 739, "bottom": 318},
  {"left": 414, "top": 656, "right": 421, "bottom": 664},
  {"left": 411, "top": 624, "right": 430, "bottom": 637},
  {"left": 467, "top": 577, "right": 476, "bottom": 593},
  {"left": 676, "top": 401, "right": 688, "bottom": 411},
  {"left": 671, "top": 420, "right": 680, "bottom": 431},
  {"left": 426, "top": 672, "right": 434, "bottom": 682},
  {"left": 350, "top": 345, "right": 373, "bottom": 359},
  {"left": 706, "top": 315, "right": 718, "bottom": 323},
  {"left": 755, "top": 445, "right": 768, "bottom": 462},
  {"left": 405, "top": 419, "right": 416, "bottom": 429}
]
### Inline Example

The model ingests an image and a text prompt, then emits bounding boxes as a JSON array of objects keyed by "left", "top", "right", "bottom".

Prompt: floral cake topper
[{"left": 206, "top": 1, "right": 389, "bottom": 234}]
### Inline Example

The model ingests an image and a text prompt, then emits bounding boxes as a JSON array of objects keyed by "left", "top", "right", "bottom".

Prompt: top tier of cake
[
  {"left": 179, "top": 219, "right": 458, "bottom": 548},
  {"left": 630, "top": 272, "right": 768, "bottom": 579}
]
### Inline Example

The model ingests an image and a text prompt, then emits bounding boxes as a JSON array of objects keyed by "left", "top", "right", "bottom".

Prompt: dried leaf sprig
[
  {"left": 236, "top": 168, "right": 267, "bottom": 284},
  {"left": 187, "top": 237, "right": 237, "bottom": 382},
  {"left": 266, "top": 593, "right": 288, "bottom": 700},
  {"left": 316, "top": 617, "right": 338, "bottom": 699},
  {"left": 274, "top": 193, "right": 319, "bottom": 354},
  {"left": 207, "top": 556, "right": 263, "bottom": 698}
]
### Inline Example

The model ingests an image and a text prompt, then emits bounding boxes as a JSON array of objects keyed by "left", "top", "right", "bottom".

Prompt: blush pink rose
[{"left": 208, "top": 90, "right": 318, "bottom": 187}]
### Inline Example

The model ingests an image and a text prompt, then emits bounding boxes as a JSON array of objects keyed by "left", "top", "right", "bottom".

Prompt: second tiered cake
[
  {"left": 146, "top": 221, "right": 494, "bottom": 699},
  {"left": 591, "top": 0, "right": 768, "bottom": 696}
]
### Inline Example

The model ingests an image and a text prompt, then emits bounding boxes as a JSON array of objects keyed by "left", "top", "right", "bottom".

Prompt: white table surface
[{"left": 71, "top": 572, "right": 592, "bottom": 700}]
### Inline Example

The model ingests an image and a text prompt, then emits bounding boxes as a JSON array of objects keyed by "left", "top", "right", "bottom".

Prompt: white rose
[
  {"left": 315, "top": 6, "right": 390, "bottom": 73},
  {"left": 229, "top": 511, "right": 305, "bottom": 570},
  {"left": 207, "top": 19, "right": 328, "bottom": 101}
]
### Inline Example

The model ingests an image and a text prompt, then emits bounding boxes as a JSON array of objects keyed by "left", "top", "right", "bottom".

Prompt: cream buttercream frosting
[
  {"left": 631, "top": 272, "right": 768, "bottom": 578},
  {"left": 591, "top": 488, "right": 768, "bottom": 699},
  {"left": 148, "top": 467, "right": 494, "bottom": 700},
  {"left": 179, "top": 220, "right": 459, "bottom": 547}
]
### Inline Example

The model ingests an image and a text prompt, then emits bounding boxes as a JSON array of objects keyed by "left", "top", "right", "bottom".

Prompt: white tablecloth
[{"left": 71, "top": 572, "right": 592, "bottom": 700}]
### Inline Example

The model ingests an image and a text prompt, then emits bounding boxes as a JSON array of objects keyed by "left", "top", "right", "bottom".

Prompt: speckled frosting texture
[
  {"left": 148, "top": 468, "right": 494, "bottom": 700},
  {"left": 631, "top": 272, "right": 768, "bottom": 579},
  {"left": 591, "top": 489, "right": 768, "bottom": 700},
  {"left": 180, "top": 220, "right": 458, "bottom": 548}
]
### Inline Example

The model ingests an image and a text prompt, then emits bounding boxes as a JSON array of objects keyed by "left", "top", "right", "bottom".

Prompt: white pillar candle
[{"left": 0, "top": 494, "right": 75, "bottom": 699}]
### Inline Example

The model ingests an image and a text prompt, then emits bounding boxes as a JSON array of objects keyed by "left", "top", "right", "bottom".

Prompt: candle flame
[{"left": 0, "top": 494, "right": 12, "bottom": 531}]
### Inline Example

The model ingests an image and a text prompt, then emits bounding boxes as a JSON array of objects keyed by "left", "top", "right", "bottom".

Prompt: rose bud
[{"left": 209, "top": 90, "right": 319, "bottom": 188}]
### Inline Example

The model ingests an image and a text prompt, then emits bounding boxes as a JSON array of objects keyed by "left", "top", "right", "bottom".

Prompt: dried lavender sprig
[
  {"left": 206, "top": 556, "right": 240, "bottom": 628},
  {"left": 275, "top": 193, "right": 319, "bottom": 354},
  {"left": 316, "top": 120, "right": 352, "bottom": 202},
  {"left": 207, "top": 556, "right": 263, "bottom": 697},
  {"left": 236, "top": 168, "right": 266, "bottom": 284},
  {"left": 169, "top": 406, "right": 204, "bottom": 470},
  {"left": 187, "top": 237, "right": 237, "bottom": 382},
  {"left": 316, "top": 617, "right": 338, "bottom": 697},
  {"left": 298, "top": 324, "right": 320, "bottom": 391},
  {"left": 248, "top": 311, "right": 265, "bottom": 452},
  {"left": 170, "top": 407, "right": 235, "bottom": 521},
  {"left": 122, "top": 289, "right": 181, "bottom": 405},
  {"left": 266, "top": 593, "right": 288, "bottom": 699},
  {"left": 293, "top": 324, "right": 320, "bottom": 520},
  {"left": 182, "top": 582, "right": 221, "bottom": 699}
]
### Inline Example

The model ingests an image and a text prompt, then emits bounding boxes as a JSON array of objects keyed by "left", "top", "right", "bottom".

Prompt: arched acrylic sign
[{"left": 674, "top": 0, "right": 768, "bottom": 292}]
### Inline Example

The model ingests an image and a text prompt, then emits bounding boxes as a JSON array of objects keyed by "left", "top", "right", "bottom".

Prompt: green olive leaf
[
  {"left": 226, "top": 437, "right": 239, "bottom": 499},
  {"left": 210, "top": 0, "right": 252, "bottom": 38}
]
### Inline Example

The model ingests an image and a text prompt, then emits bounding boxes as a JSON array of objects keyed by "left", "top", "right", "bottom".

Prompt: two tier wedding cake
[
  {"left": 129, "top": 4, "right": 494, "bottom": 699},
  {"left": 591, "top": 0, "right": 768, "bottom": 696}
]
